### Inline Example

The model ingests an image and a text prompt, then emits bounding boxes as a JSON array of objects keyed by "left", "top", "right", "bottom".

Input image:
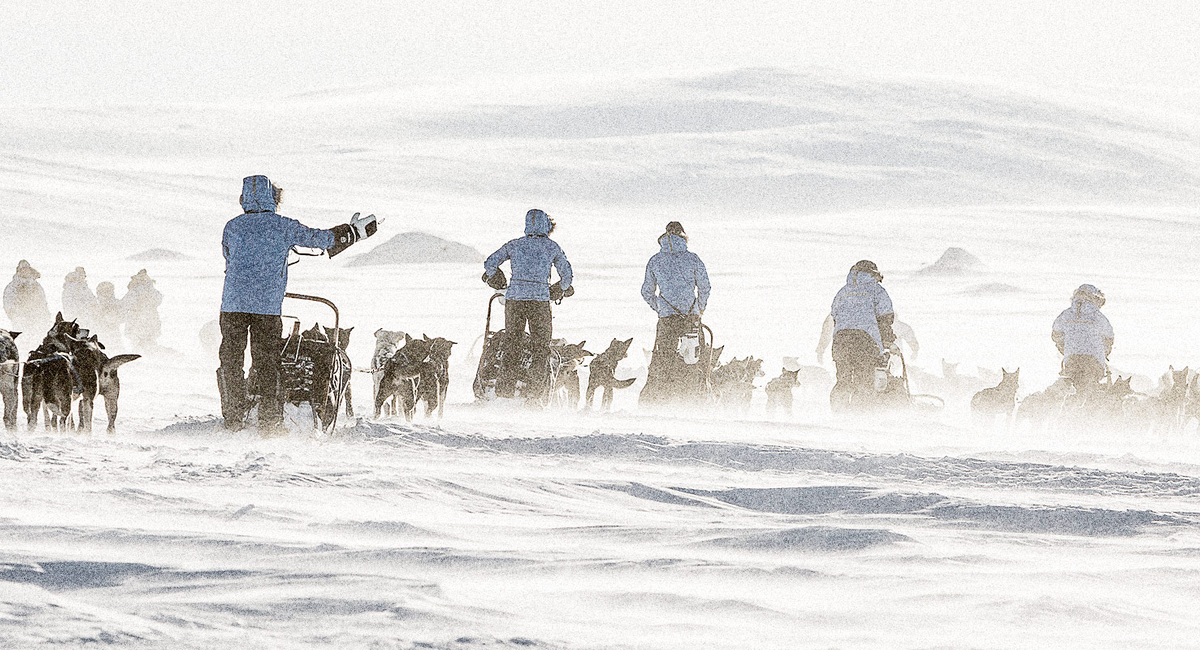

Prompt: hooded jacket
[
  {"left": 831, "top": 270, "right": 895, "bottom": 352},
  {"left": 3, "top": 261, "right": 51, "bottom": 329},
  {"left": 1052, "top": 298, "right": 1113, "bottom": 369},
  {"left": 221, "top": 176, "right": 336, "bottom": 315},
  {"left": 62, "top": 267, "right": 97, "bottom": 324},
  {"left": 641, "top": 234, "right": 710, "bottom": 317},
  {"left": 483, "top": 210, "right": 573, "bottom": 302}
]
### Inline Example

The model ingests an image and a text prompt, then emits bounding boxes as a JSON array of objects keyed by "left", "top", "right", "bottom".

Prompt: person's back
[
  {"left": 485, "top": 209, "right": 572, "bottom": 303},
  {"left": 1052, "top": 284, "right": 1112, "bottom": 395},
  {"left": 642, "top": 230, "right": 710, "bottom": 318},
  {"left": 123, "top": 269, "right": 163, "bottom": 348},
  {"left": 62, "top": 267, "right": 97, "bottom": 326},
  {"left": 217, "top": 175, "right": 375, "bottom": 431},
  {"left": 828, "top": 260, "right": 896, "bottom": 412},
  {"left": 221, "top": 178, "right": 337, "bottom": 316},
  {"left": 639, "top": 221, "right": 711, "bottom": 406},
  {"left": 483, "top": 209, "right": 573, "bottom": 405},
  {"left": 4, "top": 260, "right": 51, "bottom": 337}
]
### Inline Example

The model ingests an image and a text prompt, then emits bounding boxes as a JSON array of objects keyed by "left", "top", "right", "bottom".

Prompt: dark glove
[
  {"left": 549, "top": 282, "right": 574, "bottom": 303},
  {"left": 483, "top": 269, "right": 508, "bottom": 290},
  {"left": 327, "top": 213, "right": 377, "bottom": 258}
]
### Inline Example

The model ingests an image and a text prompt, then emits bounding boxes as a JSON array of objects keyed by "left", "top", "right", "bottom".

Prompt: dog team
[{"left": 0, "top": 174, "right": 1148, "bottom": 434}]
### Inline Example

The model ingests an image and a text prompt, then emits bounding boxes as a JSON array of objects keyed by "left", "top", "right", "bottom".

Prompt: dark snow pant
[
  {"left": 497, "top": 300, "right": 552, "bottom": 401},
  {"left": 218, "top": 311, "right": 283, "bottom": 430},
  {"left": 640, "top": 314, "right": 699, "bottom": 406},
  {"left": 830, "top": 329, "right": 881, "bottom": 413},
  {"left": 1063, "top": 354, "right": 1105, "bottom": 411}
]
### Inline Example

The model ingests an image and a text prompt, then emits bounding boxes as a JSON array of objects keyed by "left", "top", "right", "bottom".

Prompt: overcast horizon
[{"left": 4, "top": 1, "right": 1199, "bottom": 113}]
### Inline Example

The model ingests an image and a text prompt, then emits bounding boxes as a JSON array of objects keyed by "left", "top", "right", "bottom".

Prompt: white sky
[{"left": 3, "top": 0, "right": 1198, "bottom": 105}]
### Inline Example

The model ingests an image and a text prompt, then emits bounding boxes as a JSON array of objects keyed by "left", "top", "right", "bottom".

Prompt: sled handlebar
[
  {"left": 283, "top": 292, "right": 342, "bottom": 349},
  {"left": 484, "top": 292, "right": 504, "bottom": 335}
]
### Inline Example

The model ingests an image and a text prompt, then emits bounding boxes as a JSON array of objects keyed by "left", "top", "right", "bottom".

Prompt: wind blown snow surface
[{"left": 1, "top": 68, "right": 1200, "bottom": 648}]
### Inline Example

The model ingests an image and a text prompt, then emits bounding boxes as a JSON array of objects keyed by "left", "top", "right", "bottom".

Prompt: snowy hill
[{"left": 347, "top": 232, "right": 483, "bottom": 266}]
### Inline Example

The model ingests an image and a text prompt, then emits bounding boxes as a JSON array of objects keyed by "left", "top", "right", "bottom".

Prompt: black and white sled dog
[
  {"left": 22, "top": 313, "right": 140, "bottom": 433},
  {"left": 584, "top": 337, "right": 636, "bottom": 412},
  {"left": 374, "top": 334, "right": 455, "bottom": 421},
  {"left": 371, "top": 328, "right": 406, "bottom": 416}
]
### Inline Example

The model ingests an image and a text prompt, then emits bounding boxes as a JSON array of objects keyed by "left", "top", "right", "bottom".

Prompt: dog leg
[
  {"left": 438, "top": 376, "right": 447, "bottom": 420},
  {"left": 344, "top": 381, "right": 354, "bottom": 418},
  {"left": 566, "top": 373, "right": 580, "bottom": 410},
  {"left": 602, "top": 387, "right": 614, "bottom": 412},
  {"left": 1, "top": 378, "right": 15, "bottom": 431},
  {"left": 584, "top": 381, "right": 597, "bottom": 411},
  {"left": 78, "top": 397, "right": 94, "bottom": 434}
]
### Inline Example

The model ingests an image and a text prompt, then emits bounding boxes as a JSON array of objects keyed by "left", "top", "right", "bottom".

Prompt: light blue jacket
[
  {"left": 484, "top": 211, "right": 573, "bottom": 302},
  {"left": 1052, "top": 299, "right": 1114, "bottom": 369},
  {"left": 831, "top": 270, "right": 894, "bottom": 352},
  {"left": 641, "top": 234, "right": 710, "bottom": 317},
  {"left": 220, "top": 176, "right": 335, "bottom": 315}
]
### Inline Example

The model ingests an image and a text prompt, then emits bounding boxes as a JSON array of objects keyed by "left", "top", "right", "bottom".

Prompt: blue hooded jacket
[
  {"left": 484, "top": 210, "right": 573, "bottom": 302},
  {"left": 831, "top": 270, "right": 894, "bottom": 352},
  {"left": 641, "top": 234, "right": 710, "bottom": 317},
  {"left": 220, "top": 176, "right": 336, "bottom": 315}
]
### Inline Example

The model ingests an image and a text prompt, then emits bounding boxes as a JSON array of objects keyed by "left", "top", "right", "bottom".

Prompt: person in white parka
[{"left": 1052, "top": 284, "right": 1113, "bottom": 400}]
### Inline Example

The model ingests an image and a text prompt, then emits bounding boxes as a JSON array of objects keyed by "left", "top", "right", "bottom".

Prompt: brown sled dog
[
  {"left": 970, "top": 368, "right": 1019, "bottom": 424},
  {"left": 585, "top": 338, "right": 636, "bottom": 411},
  {"left": 765, "top": 368, "right": 801, "bottom": 416}
]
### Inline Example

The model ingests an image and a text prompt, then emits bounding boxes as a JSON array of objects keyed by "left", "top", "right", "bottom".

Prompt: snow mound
[
  {"left": 127, "top": 248, "right": 190, "bottom": 262},
  {"left": 347, "top": 232, "right": 483, "bottom": 266},
  {"left": 959, "top": 282, "right": 1026, "bottom": 296},
  {"left": 916, "top": 247, "right": 985, "bottom": 276}
]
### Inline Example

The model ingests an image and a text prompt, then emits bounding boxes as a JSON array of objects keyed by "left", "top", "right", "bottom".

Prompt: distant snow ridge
[
  {"left": 128, "top": 248, "right": 190, "bottom": 262},
  {"left": 915, "top": 247, "right": 985, "bottom": 276},
  {"left": 348, "top": 232, "right": 483, "bottom": 266}
]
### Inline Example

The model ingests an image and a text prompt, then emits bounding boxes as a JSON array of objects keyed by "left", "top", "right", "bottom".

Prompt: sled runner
[{"left": 279, "top": 292, "right": 352, "bottom": 434}]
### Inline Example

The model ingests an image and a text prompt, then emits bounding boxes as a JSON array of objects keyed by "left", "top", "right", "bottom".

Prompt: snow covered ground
[{"left": 1, "top": 69, "right": 1200, "bottom": 648}]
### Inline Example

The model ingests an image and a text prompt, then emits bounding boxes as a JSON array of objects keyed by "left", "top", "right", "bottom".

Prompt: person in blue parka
[
  {"left": 828, "top": 260, "right": 896, "bottom": 412},
  {"left": 639, "top": 221, "right": 711, "bottom": 405},
  {"left": 482, "top": 208, "right": 573, "bottom": 405},
  {"left": 219, "top": 175, "right": 375, "bottom": 431}
]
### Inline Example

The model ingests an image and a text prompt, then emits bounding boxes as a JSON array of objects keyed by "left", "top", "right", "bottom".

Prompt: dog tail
[
  {"left": 104, "top": 354, "right": 141, "bottom": 371},
  {"left": 612, "top": 377, "right": 636, "bottom": 389}
]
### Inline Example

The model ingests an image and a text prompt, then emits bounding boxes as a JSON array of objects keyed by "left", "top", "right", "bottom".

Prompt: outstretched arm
[{"left": 286, "top": 218, "right": 336, "bottom": 250}]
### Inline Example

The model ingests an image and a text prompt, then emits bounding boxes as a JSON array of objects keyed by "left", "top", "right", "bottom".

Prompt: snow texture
[{"left": 0, "top": 68, "right": 1198, "bottom": 648}]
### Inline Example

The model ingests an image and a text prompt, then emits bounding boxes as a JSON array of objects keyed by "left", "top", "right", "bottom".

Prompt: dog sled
[
  {"left": 472, "top": 291, "right": 579, "bottom": 403},
  {"left": 641, "top": 316, "right": 717, "bottom": 407},
  {"left": 876, "top": 349, "right": 944, "bottom": 414},
  {"left": 277, "top": 292, "right": 352, "bottom": 434},
  {"left": 473, "top": 292, "right": 539, "bottom": 401}
]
